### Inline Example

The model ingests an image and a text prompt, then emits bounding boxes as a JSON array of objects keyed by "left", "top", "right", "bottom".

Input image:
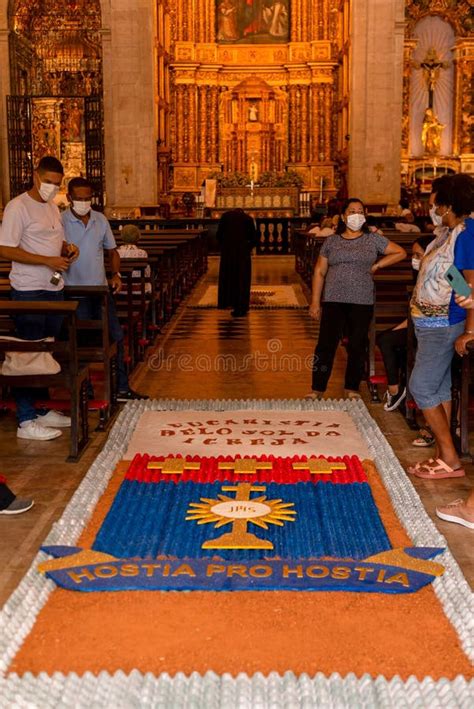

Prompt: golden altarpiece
[
  {"left": 7, "top": 0, "right": 104, "bottom": 202},
  {"left": 165, "top": 0, "right": 345, "bottom": 198},
  {"left": 402, "top": 1, "right": 474, "bottom": 190}
]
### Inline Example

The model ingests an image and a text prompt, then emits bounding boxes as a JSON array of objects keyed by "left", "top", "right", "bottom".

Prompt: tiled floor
[{"left": 0, "top": 255, "right": 472, "bottom": 607}]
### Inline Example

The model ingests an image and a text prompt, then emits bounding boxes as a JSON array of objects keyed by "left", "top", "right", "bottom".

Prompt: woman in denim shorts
[{"left": 408, "top": 174, "right": 474, "bottom": 479}]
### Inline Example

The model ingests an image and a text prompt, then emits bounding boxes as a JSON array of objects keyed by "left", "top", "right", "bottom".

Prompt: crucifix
[{"left": 413, "top": 47, "right": 450, "bottom": 109}]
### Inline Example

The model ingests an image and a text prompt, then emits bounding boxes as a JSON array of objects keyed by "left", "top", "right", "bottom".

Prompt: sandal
[
  {"left": 345, "top": 390, "right": 361, "bottom": 400},
  {"left": 412, "top": 432, "right": 435, "bottom": 447},
  {"left": 407, "top": 458, "right": 466, "bottom": 479}
]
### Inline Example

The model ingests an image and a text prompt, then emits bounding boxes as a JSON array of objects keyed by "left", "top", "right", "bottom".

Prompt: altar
[{"left": 213, "top": 187, "right": 299, "bottom": 219}]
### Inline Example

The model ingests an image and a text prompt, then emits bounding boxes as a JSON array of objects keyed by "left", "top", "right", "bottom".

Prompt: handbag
[{"left": 0, "top": 337, "right": 61, "bottom": 376}]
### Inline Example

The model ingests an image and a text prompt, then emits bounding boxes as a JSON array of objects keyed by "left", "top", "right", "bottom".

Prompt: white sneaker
[
  {"left": 17, "top": 421, "right": 62, "bottom": 440},
  {"left": 38, "top": 411, "right": 71, "bottom": 428}
]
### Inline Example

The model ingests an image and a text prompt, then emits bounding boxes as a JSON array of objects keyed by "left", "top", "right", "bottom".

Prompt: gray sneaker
[{"left": 0, "top": 498, "right": 34, "bottom": 515}]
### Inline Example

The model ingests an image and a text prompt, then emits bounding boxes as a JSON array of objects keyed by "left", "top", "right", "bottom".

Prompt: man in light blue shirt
[
  {"left": 62, "top": 205, "right": 117, "bottom": 287},
  {"left": 62, "top": 177, "right": 147, "bottom": 401}
]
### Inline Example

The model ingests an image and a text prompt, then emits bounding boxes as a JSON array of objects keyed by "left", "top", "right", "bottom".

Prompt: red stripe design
[{"left": 124, "top": 454, "right": 367, "bottom": 485}]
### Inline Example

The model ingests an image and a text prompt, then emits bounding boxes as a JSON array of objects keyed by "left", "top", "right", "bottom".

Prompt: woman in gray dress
[{"left": 308, "top": 198, "right": 406, "bottom": 399}]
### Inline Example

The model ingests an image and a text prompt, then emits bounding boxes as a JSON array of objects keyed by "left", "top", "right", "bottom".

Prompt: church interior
[{"left": 0, "top": 1, "right": 473, "bottom": 706}]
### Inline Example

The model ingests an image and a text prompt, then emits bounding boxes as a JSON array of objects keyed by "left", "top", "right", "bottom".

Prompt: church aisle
[{"left": 0, "top": 256, "right": 472, "bottom": 612}]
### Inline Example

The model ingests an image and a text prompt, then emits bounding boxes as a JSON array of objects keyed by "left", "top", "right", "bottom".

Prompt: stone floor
[{"left": 0, "top": 255, "right": 472, "bottom": 607}]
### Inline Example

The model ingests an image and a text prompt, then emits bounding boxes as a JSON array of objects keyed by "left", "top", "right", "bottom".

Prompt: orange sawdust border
[{"left": 9, "top": 459, "right": 473, "bottom": 680}]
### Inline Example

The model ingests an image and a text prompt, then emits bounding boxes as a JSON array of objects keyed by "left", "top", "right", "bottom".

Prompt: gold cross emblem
[
  {"left": 147, "top": 457, "right": 201, "bottom": 475},
  {"left": 292, "top": 458, "right": 346, "bottom": 475},
  {"left": 218, "top": 458, "right": 273, "bottom": 475},
  {"left": 186, "top": 482, "right": 296, "bottom": 550}
]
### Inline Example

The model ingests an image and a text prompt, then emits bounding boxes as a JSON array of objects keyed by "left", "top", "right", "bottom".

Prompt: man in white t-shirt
[{"left": 0, "top": 156, "right": 78, "bottom": 441}]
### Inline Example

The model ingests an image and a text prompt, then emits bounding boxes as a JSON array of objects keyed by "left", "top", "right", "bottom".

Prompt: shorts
[{"left": 409, "top": 321, "right": 464, "bottom": 410}]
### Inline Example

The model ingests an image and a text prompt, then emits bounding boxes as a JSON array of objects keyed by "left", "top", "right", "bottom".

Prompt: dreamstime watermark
[{"left": 147, "top": 338, "right": 315, "bottom": 374}]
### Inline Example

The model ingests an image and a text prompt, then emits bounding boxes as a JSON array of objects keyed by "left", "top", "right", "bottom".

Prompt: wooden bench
[
  {"left": 0, "top": 301, "right": 89, "bottom": 460},
  {"left": 450, "top": 340, "right": 474, "bottom": 460},
  {"left": 113, "top": 261, "right": 154, "bottom": 370},
  {"left": 64, "top": 286, "right": 118, "bottom": 430}
]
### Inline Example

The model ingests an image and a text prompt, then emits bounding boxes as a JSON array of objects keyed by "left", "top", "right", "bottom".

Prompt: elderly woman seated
[
  {"left": 117, "top": 224, "right": 151, "bottom": 293},
  {"left": 308, "top": 217, "right": 336, "bottom": 236}
]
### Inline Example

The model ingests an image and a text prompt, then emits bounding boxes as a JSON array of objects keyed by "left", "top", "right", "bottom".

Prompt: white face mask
[
  {"left": 346, "top": 213, "right": 366, "bottom": 232},
  {"left": 430, "top": 205, "right": 443, "bottom": 227},
  {"left": 39, "top": 182, "right": 59, "bottom": 202},
  {"left": 411, "top": 256, "right": 421, "bottom": 271},
  {"left": 72, "top": 200, "right": 92, "bottom": 216}
]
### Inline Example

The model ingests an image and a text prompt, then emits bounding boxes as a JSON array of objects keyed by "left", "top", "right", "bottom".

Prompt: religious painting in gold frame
[{"left": 216, "top": 0, "right": 289, "bottom": 43}]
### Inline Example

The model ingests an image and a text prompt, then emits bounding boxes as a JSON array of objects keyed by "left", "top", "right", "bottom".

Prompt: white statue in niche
[{"left": 248, "top": 103, "right": 259, "bottom": 122}]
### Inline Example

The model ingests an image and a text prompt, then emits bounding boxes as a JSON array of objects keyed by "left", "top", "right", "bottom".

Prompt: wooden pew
[
  {"left": 367, "top": 261, "right": 415, "bottom": 420},
  {"left": 113, "top": 261, "right": 153, "bottom": 370},
  {"left": 450, "top": 341, "right": 474, "bottom": 460},
  {"left": 0, "top": 301, "right": 89, "bottom": 460},
  {"left": 64, "top": 286, "right": 118, "bottom": 430}
]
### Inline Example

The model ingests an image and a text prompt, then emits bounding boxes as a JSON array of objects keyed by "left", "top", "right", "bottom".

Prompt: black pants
[
  {"left": 0, "top": 482, "right": 15, "bottom": 511},
  {"left": 312, "top": 302, "right": 373, "bottom": 392},
  {"left": 376, "top": 326, "right": 407, "bottom": 387}
]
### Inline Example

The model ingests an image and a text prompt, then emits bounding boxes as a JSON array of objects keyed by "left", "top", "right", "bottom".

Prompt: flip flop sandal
[
  {"left": 408, "top": 458, "right": 465, "bottom": 479},
  {"left": 412, "top": 433, "right": 435, "bottom": 447},
  {"left": 407, "top": 458, "right": 432, "bottom": 475}
]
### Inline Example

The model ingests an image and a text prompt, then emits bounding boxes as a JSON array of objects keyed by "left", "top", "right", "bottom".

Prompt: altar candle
[
  {"left": 433, "top": 159, "right": 437, "bottom": 177},
  {"left": 319, "top": 177, "right": 323, "bottom": 203}
]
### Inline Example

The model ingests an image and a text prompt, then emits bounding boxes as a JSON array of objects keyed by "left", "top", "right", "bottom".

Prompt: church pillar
[
  {"left": 103, "top": 0, "right": 157, "bottom": 208},
  {"left": 348, "top": 0, "right": 405, "bottom": 205}
]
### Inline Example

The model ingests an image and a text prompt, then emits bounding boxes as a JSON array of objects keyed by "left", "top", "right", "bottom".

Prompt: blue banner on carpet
[
  {"left": 37, "top": 456, "right": 446, "bottom": 593},
  {"left": 39, "top": 547, "right": 445, "bottom": 594}
]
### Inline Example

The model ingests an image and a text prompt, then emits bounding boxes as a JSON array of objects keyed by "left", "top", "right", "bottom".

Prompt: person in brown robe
[{"left": 217, "top": 208, "right": 258, "bottom": 316}]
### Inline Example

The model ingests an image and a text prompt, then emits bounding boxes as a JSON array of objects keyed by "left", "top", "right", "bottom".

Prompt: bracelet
[{"left": 464, "top": 330, "right": 474, "bottom": 335}]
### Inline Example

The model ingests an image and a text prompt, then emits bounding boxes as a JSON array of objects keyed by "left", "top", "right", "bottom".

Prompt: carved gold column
[
  {"left": 323, "top": 84, "right": 332, "bottom": 161},
  {"left": 198, "top": 85, "right": 208, "bottom": 163},
  {"left": 288, "top": 85, "right": 298, "bottom": 162},
  {"left": 206, "top": 0, "right": 215, "bottom": 43},
  {"left": 402, "top": 40, "right": 417, "bottom": 158},
  {"left": 291, "top": 0, "right": 302, "bottom": 43},
  {"left": 188, "top": 83, "right": 197, "bottom": 163},
  {"left": 182, "top": 85, "right": 189, "bottom": 162},
  {"left": 175, "top": 0, "right": 183, "bottom": 42},
  {"left": 453, "top": 40, "right": 474, "bottom": 158},
  {"left": 301, "top": 0, "right": 309, "bottom": 43},
  {"left": 317, "top": 85, "right": 325, "bottom": 162},
  {"left": 175, "top": 84, "right": 185, "bottom": 162},
  {"left": 182, "top": 0, "right": 190, "bottom": 41},
  {"left": 310, "top": 83, "right": 321, "bottom": 163},
  {"left": 209, "top": 86, "right": 219, "bottom": 164},
  {"left": 301, "top": 86, "right": 309, "bottom": 163}
]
